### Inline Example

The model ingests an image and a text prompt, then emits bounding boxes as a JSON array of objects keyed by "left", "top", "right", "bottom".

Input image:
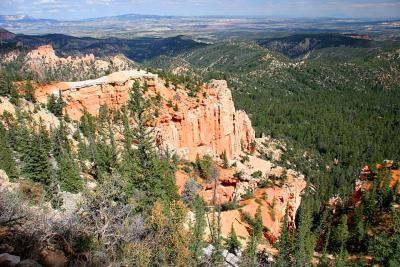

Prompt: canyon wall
[{"left": 34, "top": 70, "right": 255, "bottom": 160}]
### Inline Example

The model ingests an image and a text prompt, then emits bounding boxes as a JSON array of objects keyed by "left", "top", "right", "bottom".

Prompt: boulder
[
  {"left": 17, "top": 259, "right": 42, "bottom": 267},
  {"left": 224, "top": 251, "right": 240, "bottom": 267},
  {"left": 0, "top": 170, "right": 9, "bottom": 186},
  {"left": 0, "top": 244, "right": 14, "bottom": 254},
  {"left": 39, "top": 249, "right": 66, "bottom": 267},
  {"left": 0, "top": 253, "right": 20, "bottom": 267},
  {"left": 202, "top": 244, "right": 215, "bottom": 257}
]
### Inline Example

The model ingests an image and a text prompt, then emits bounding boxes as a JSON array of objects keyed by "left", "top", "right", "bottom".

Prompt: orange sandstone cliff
[{"left": 34, "top": 70, "right": 255, "bottom": 161}]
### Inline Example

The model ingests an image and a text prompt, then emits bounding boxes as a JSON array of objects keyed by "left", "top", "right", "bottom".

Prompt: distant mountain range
[{"left": 0, "top": 15, "right": 56, "bottom": 23}]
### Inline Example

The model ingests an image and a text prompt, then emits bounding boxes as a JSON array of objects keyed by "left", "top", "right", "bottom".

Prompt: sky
[{"left": 0, "top": 0, "right": 399, "bottom": 20}]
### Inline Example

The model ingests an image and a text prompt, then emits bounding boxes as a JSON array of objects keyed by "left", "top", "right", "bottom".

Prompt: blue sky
[{"left": 1, "top": 0, "right": 399, "bottom": 20}]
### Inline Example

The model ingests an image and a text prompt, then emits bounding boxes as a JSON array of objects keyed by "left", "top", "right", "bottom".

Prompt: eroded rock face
[
  {"left": 23, "top": 45, "right": 133, "bottom": 80},
  {"left": 179, "top": 155, "right": 306, "bottom": 244},
  {"left": 156, "top": 80, "right": 255, "bottom": 160},
  {"left": 24, "top": 45, "right": 95, "bottom": 72},
  {"left": 33, "top": 70, "right": 255, "bottom": 161}
]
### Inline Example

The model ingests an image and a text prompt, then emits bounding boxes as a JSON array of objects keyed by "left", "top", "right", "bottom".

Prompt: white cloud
[{"left": 87, "top": 0, "right": 114, "bottom": 5}]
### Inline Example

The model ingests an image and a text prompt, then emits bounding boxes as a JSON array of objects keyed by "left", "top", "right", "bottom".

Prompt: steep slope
[
  {"left": 256, "top": 33, "right": 373, "bottom": 58},
  {"left": 0, "top": 28, "right": 16, "bottom": 41},
  {"left": 32, "top": 70, "right": 255, "bottom": 161}
]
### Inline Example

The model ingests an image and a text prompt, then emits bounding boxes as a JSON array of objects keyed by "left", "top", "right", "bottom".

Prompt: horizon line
[{"left": 1, "top": 13, "right": 400, "bottom": 22}]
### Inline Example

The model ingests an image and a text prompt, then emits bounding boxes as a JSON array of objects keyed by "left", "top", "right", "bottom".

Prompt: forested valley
[{"left": 0, "top": 30, "right": 399, "bottom": 266}]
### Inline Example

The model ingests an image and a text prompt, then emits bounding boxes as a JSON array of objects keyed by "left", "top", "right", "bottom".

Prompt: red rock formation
[
  {"left": 227, "top": 172, "right": 305, "bottom": 240},
  {"left": 34, "top": 70, "right": 255, "bottom": 161},
  {"left": 177, "top": 159, "right": 306, "bottom": 243},
  {"left": 156, "top": 79, "right": 255, "bottom": 160}
]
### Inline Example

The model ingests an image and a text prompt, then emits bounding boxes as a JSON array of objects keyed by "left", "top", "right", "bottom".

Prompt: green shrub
[{"left": 251, "top": 170, "right": 262, "bottom": 179}]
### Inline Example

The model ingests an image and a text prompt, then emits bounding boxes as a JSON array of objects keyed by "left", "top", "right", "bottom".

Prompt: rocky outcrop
[
  {"left": 0, "top": 97, "right": 61, "bottom": 129},
  {"left": 177, "top": 147, "right": 306, "bottom": 245},
  {"left": 23, "top": 45, "right": 134, "bottom": 81},
  {"left": 0, "top": 253, "right": 20, "bottom": 267},
  {"left": 24, "top": 45, "right": 94, "bottom": 73},
  {"left": 155, "top": 79, "right": 255, "bottom": 160},
  {"left": 34, "top": 70, "right": 255, "bottom": 160}
]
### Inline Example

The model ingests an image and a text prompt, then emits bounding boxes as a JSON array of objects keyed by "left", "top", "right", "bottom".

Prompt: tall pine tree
[
  {"left": 242, "top": 206, "right": 263, "bottom": 266},
  {"left": 0, "top": 123, "right": 18, "bottom": 179},
  {"left": 276, "top": 206, "right": 293, "bottom": 267},
  {"left": 22, "top": 131, "right": 51, "bottom": 185},
  {"left": 293, "top": 204, "right": 316, "bottom": 267},
  {"left": 24, "top": 80, "right": 35, "bottom": 103},
  {"left": 122, "top": 80, "right": 177, "bottom": 210},
  {"left": 53, "top": 121, "right": 83, "bottom": 193}
]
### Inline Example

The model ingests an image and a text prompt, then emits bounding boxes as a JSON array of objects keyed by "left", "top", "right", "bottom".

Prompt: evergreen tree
[
  {"left": 242, "top": 206, "right": 263, "bottom": 266},
  {"left": 254, "top": 206, "right": 263, "bottom": 237},
  {"left": 226, "top": 223, "right": 241, "bottom": 254},
  {"left": 0, "top": 70, "right": 10, "bottom": 96},
  {"left": 222, "top": 150, "right": 229, "bottom": 169},
  {"left": 51, "top": 121, "right": 83, "bottom": 193},
  {"left": 76, "top": 131, "right": 89, "bottom": 169},
  {"left": 350, "top": 204, "right": 366, "bottom": 252},
  {"left": 293, "top": 204, "right": 316, "bottom": 267},
  {"left": 0, "top": 124, "right": 18, "bottom": 179},
  {"left": 58, "top": 153, "right": 83, "bottom": 193},
  {"left": 189, "top": 198, "right": 206, "bottom": 265},
  {"left": 320, "top": 221, "right": 332, "bottom": 267},
  {"left": 11, "top": 110, "right": 30, "bottom": 156},
  {"left": 24, "top": 80, "right": 35, "bottom": 102},
  {"left": 368, "top": 210, "right": 400, "bottom": 266},
  {"left": 79, "top": 110, "right": 101, "bottom": 177},
  {"left": 95, "top": 105, "right": 117, "bottom": 177},
  {"left": 276, "top": 206, "right": 293, "bottom": 267},
  {"left": 209, "top": 208, "right": 224, "bottom": 265},
  {"left": 52, "top": 120, "right": 70, "bottom": 159},
  {"left": 334, "top": 214, "right": 349, "bottom": 266},
  {"left": 47, "top": 93, "right": 65, "bottom": 117},
  {"left": 38, "top": 120, "right": 52, "bottom": 154},
  {"left": 22, "top": 133, "right": 51, "bottom": 185},
  {"left": 122, "top": 80, "right": 177, "bottom": 210},
  {"left": 9, "top": 84, "right": 19, "bottom": 105}
]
